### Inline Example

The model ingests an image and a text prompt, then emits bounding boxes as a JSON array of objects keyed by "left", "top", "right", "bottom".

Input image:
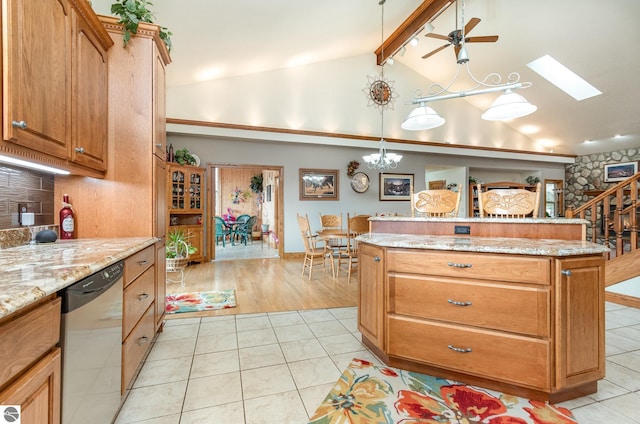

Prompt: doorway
[
  {"left": 206, "top": 163, "right": 284, "bottom": 261},
  {"left": 544, "top": 179, "right": 564, "bottom": 217}
]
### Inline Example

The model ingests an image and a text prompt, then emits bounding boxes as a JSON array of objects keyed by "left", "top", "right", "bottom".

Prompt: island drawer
[
  {"left": 122, "top": 304, "right": 155, "bottom": 391},
  {"left": 0, "top": 297, "right": 61, "bottom": 388},
  {"left": 123, "top": 266, "right": 155, "bottom": 337},
  {"left": 124, "top": 245, "right": 155, "bottom": 287},
  {"left": 387, "top": 249, "right": 551, "bottom": 285},
  {"left": 387, "top": 315, "right": 551, "bottom": 390},
  {"left": 388, "top": 274, "right": 550, "bottom": 337}
]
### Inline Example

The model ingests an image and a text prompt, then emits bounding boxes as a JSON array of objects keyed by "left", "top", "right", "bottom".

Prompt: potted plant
[
  {"left": 250, "top": 174, "right": 263, "bottom": 193},
  {"left": 166, "top": 229, "right": 197, "bottom": 268},
  {"left": 110, "top": 0, "right": 172, "bottom": 51}
]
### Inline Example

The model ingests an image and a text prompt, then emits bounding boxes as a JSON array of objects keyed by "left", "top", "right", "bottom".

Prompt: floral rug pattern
[
  {"left": 165, "top": 289, "right": 236, "bottom": 314},
  {"left": 309, "top": 358, "right": 577, "bottom": 424}
]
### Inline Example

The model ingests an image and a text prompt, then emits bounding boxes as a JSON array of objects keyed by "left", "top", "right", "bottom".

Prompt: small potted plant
[
  {"left": 110, "top": 0, "right": 172, "bottom": 51},
  {"left": 166, "top": 229, "right": 197, "bottom": 269}
]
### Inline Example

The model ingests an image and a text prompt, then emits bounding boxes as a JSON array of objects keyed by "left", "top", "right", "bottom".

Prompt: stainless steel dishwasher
[{"left": 58, "top": 260, "right": 124, "bottom": 424}]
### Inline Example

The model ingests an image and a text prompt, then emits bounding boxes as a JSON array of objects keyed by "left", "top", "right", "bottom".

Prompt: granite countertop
[
  {"left": 368, "top": 216, "right": 588, "bottom": 224},
  {"left": 357, "top": 233, "right": 610, "bottom": 256},
  {"left": 0, "top": 237, "right": 157, "bottom": 319}
]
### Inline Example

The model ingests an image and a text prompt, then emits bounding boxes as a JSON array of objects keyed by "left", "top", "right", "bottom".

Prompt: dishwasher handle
[{"left": 60, "top": 261, "right": 124, "bottom": 313}]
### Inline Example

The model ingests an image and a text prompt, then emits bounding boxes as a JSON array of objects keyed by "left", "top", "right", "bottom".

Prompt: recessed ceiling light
[
  {"left": 614, "top": 134, "right": 623, "bottom": 139},
  {"left": 527, "top": 55, "right": 602, "bottom": 101},
  {"left": 584, "top": 139, "right": 593, "bottom": 144}
]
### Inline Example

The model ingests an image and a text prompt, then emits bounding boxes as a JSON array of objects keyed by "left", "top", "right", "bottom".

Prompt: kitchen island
[{"left": 357, "top": 230, "right": 609, "bottom": 403}]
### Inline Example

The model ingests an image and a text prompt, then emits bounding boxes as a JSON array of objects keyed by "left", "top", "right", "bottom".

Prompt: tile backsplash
[{"left": 0, "top": 165, "right": 55, "bottom": 229}]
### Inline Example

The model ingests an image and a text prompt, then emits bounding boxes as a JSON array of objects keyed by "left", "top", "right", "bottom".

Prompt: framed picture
[
  {"left": 604, "top": 161, "right": 638, "bottom": 182},
  {"left": 266, "top": 185, "right": 272, "bottom": 202},
  {"left": 299, "top": 168, "right": 339, "bottom": 200},
  {"left": 428, "top": 179, "right": 446, "bottom": 190},
  {"left": 380, "top": 173, "right": 414, "bottom": 201}
]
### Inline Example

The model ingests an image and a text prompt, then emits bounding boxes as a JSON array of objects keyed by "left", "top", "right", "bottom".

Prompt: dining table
[{"left": 316, "top": 229, "right": 355, "bottom": 277}]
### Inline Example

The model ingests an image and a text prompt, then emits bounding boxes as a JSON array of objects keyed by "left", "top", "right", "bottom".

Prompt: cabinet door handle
[
  {"left": 75, "top": 147, "right": 85, "bottom": 154},
  {"left": 156, "top": 143, "right": 162, "bottom": 147},
  {"left": 12, "top": 120, "right": 27, "bottom": 129},
  {"left": 447, "top": 344, "right": 472, "bottom": 353},
  {"left": 447, "top": 262, "right": 472, "bottom": 268},
  {"left": 373, "top": 256, "right": 381, "bottom": 262},
  {"left": 138, "top": 260, "right": 149, "bottom": 265},
  {"left": 561, "top": 270, "right": 572, "bottom": 276},
  {"left": 448, "top": 299, "right": 472, "bottom": 307},
  {"left": 137, "top": 336, "right": 149, "bottom": 346},
  {"left": 137, "top": 293, "right": 149, "bottom": 300}
]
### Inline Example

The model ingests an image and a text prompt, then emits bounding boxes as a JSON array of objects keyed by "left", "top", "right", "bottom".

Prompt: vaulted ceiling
[{"left": 91, "top": 0, "right": 640, "bottom": 157}]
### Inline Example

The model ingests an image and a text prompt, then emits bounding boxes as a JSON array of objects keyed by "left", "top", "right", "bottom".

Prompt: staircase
[{"left": 566, "top": 172, "right": 640, "bottom": 308}]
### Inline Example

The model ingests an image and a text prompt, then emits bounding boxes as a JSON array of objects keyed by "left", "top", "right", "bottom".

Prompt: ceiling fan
[{"left": 422, "top": 11, "right": 498, "bottom": 61}]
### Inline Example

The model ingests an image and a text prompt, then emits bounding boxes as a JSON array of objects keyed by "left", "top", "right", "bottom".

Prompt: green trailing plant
[
  {"left": 110, "top": 0, "right": 172, "bottom": 51},
  {"left": 525, "top": 176, "right": 541, "bottom": 185},
  {"left": 166, "top": 229, "right": 197, "bottom": 258},
  {"left": 174, "top": 148, "right": 196, "bottom": 166},
  {"left": 250, "top": 174, "right": 264, "bottom": 193}
]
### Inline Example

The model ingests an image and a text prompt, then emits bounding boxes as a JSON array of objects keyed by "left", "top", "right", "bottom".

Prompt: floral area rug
[
  {"left": 165, "top": 289, "right": 236, "bottom": 314},
  {"left": 309, "top": 358, "right": 577, "bottom": 424}
]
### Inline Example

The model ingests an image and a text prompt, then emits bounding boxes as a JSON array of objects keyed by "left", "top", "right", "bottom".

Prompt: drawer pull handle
[
  {"left": 447, "top": 262, "right": 472, "bottom": 268},
  {"left": 137, "top": 293, "right": 149, "bottom": 300},
  {"left": 12, "top": 120, "right": 27, "bottom": 129},
  {"left": 561, "top": 270, "right": 572, "bottom": 276},
  {"left": 137, "top": 336, "right": 149, "bottom": 346},
  {"left": 156, "top": 143, "right": 162, "bottom": 147},
  {"left": 374, "top": 256, "right": 381, "bottom": 262},
  {"left": 448, "top": 299, "right": 472, "bottom": 307},
  {"left": 448, "top": 344, "right": 472, "bottom": 353},
  {"left": 138, "top": 260, "right": 149, "bottom": 265},
  {"left": 75, "top": 147, "right": 85, "bottom": 154}
]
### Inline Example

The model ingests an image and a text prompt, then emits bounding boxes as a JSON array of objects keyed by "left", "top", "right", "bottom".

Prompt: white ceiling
[{"left": 92, "top": 0, "right": 640, "bottom": 157}]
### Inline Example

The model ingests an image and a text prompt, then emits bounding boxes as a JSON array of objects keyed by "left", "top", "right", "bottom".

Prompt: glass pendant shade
[
  {"left": 401, "top": 104, "right": 446, "bottom": 130},
  {"left": 481, "top": 89, "right": 537, "bottom": 121}
]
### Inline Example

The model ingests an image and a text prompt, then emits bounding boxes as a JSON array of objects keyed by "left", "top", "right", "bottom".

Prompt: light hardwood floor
[{"left": 165, "top": 256, "right": 358, "bottom": 319}]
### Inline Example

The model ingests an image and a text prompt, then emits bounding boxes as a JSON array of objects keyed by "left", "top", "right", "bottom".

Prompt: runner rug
[
  {"left": 308, "top": 358, "right": 577, "bottom": 424},
  {"left": 165, "top": 289, "right": 236, "bottom": 314}
]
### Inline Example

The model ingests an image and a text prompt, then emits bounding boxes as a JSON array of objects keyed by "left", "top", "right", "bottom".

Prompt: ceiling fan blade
[
  {"left": 425, "top": 33, "right": 450, "bottom": 41},
  {"left": 465, "top": 35, "right": 499, "bottom": 43},
  {"left": 454, "top": 44, "right": 461, "bottom": 59},
  {"left": 464, "top": 17, "right": 481, "bottom": 35},
  {"left": 422, "top": 44, "right": 450, "bottom": 59}
]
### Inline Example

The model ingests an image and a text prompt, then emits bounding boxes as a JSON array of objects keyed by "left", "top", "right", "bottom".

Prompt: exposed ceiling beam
[{"left": 375, "top": 0, "right": 454, "bottom": 65}]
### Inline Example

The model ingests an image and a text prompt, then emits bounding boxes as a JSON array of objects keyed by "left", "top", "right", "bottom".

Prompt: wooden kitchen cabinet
[
  {"left": 1, "top": 0, "right": 112, "bottom": 176},
  {"left": 167, "top": 163, "right": 205, "bottom": 262},
  {"left": 0, "top": 296, "right": 62, "bottom": 424},
  {"left": 357, "top": 243, "right": 385, "bottom": 352}
]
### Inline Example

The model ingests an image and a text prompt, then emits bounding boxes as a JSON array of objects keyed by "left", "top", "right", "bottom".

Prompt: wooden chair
[
  {"left": 319, "top": 212, "right": 346, "bottom": 250},
  {"left": 411, "top": 188, "right": 461, "bottom": 217},
  {"left": 478, "top": 182, "right": 541, "bottom": 218},
  {"left": 297, "top": 213, "right": 334, "bottom": 280},
  {"left": 336, "top": 214, "right": 371, "bottom": 283}
]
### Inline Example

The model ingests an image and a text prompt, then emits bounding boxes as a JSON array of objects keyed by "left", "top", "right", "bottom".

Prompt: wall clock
[{"left": 350, "top": 172, "right": 370, "bottom": 193}]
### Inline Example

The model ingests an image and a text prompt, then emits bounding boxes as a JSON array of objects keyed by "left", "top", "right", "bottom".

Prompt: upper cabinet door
[
  {"left": 153, "top": 47, "right": 167, "bottom": 160},
  {"left": 2, "top": 0, "right": 72, "bottom": 159},
  {"left": 71, "top": 9, "right": 109, "bottom": 171}
]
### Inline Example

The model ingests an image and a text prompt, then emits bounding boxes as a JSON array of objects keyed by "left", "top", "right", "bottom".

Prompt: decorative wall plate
[{"left": 350, "top": 172, "right": 370, "bottom": 193}]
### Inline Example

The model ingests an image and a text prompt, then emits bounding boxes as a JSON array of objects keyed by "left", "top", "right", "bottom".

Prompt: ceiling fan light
[
  {"left": 481, "top": 89, "right": 537, "bottom": 121},
  {"left": 424, "top": 22, "right": 435, "bottom": 34},
  {"left": 401, "top": 105, "right": 445, "bottom": 130},
  {"left": 457, "top": 45, "right": 469, "bottom": 64}
]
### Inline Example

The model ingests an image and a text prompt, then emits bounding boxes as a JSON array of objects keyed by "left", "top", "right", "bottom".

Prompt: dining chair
[
  {"left": 411, "top": 187, "right": 461, "bottom": 217},
  {"left": 214, "top": 216, "right": 231, "bottom": 247},
  {"left": 478, "top": 182, "right": 541, "bottom": 218},
  {"left": 319, "top": 212, "right": 346, "bottom": 252},
  {"left": 336, "top": 214, "right": 371, "bottom": 283},
  {"left": 234, "top": 215, "right": 257, "bottom": 246},
  {"left": 231, "top": 214, "right": 251, "bottom": 243},
  {"left": 297, "top": 213, "right": 334, "bottom": 280}
]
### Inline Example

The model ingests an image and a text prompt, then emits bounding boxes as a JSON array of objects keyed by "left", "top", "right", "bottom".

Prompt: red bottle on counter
[{"left": 60, "top": 194, "right": 75, "bottom": 239}]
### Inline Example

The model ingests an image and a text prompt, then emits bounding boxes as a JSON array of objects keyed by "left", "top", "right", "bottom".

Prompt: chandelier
[
  {"left": 401, "top": 0, "right": 536, "bottom": 131},
  {"left": 363, "top": 0, "right": 402, "bottom": 170}
]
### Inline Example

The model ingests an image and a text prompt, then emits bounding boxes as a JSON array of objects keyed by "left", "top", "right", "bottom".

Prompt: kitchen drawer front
[
  {"left": 122, "top": 304, "right": 155, "bottom": 392},
  {"left": 0, "top": 297, "right": 61, "bottom": 388},
  {"left": 123, "top": 266, "right": 155, "bottom": 337},
  {"left": 387, "top": 249, "right": 550, "bottom": 285},
  {"left": 387, "top": 315, "right": 551, "bottom": 390},
  {"left": 124, "top": 245, "right": 155, "bottom": 287},
  {"left": 389, "top": 274, "right": 550, "bottom": 337}
]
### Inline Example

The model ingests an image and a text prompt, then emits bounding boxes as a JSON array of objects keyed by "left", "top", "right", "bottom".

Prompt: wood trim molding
[
  {"left": 166, "top": 117, "right": 576, "bottom": 159},
  {"left": 98, "top": 16, "right": 172, "bottom": 65}
]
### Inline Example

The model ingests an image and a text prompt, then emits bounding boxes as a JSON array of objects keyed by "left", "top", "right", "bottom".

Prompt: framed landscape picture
[
  {"left": 604, "top": 161, "right": 638, "bottom": 182},
  {"left": 299, "top": 168, "right": 339, "bottom": 200},
  {"left": 380, "top": 173, "right": 413, "bottom": 201}
]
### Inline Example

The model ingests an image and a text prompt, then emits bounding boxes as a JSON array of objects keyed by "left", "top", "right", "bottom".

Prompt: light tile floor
[{"left": 115, "top": 302, "right": 640, "bottom": 424}]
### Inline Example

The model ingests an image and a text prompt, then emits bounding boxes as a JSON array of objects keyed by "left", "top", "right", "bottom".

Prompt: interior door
[{"left": 544, "top": 179, "right": 564, "bottom": 217}]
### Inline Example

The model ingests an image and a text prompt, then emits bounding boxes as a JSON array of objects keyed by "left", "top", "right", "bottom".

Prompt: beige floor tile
[
  {"left": 280, "top": 338, "right": 327, "bottom": 363},
  {"left": 235, "top": 316, "right": 272, "bottom": 332},
  {"left": 179, "top": 402, "right": 245, "bottom": 424},
  {"left": 600, "top": 392, "right": 640, "bottom": 423},
  {"left": 183, "top": 372, "right": 243, "bottom": 412},
  {"left": 243, "top": 391, "right": 308, "bottom": 424},
  {"left": 268, "top": 311, "right": 306, "bottom": 327},
  {"left": 238, "top": 343, "right": 285, "bottom": 370},
  {"left": 241, "top": 364, "right": 296, "bottom": 399},
  {"left": 571, "top": 402, "right": 638, "bottom": 424},
  {"left": 273, "top": 323, "right": 315, "bottom": 343},
  {"left": 288, "top": 356, "right": 341, "bottom": 389},
  {"left": 114, "top": 381, "right": 187, "bottom": 423},
  {"left": 164, "top": 317, "right": 201, "bottom": 327},
  {"left": 328, "top": 307, "right": 357, "bottom": 320},
  {"left": 338, "top": 317, "right": 358, "bottom": 333},
  {"left": 200, "top": 314, "right": 235, "bottom": 323},
  {"left": 236, "top": 328, "right": 278, "bottom": 348},
  {"left": 317, "top": 333, "right": 365, "bottom": 356},
  {"left": 330, "top": 350, "right": 384, "bottom": 371},
  {"left": 121, "top": 414, "right": 181, "bottom": 424},
  {"left": 198, "top": 319, "right": 237, "bottom": 336},
  {"left": 133, "top": 356, "right": 192, "bottom": 388},
  {"left": 155, "top": 323, "right": 200, "bottom": 342},
  {"left": 602, "top": 361, "right": 640, "bottom": 392},
  {"left": 307, "top": 320, "right": 349, "bottom": 337},
  {"left": 146, "top": 337, "right": 197, "bottom": 362},
  {"left": 608, "top": 350, "right": 640, "bottom": 372},
  {"left": 299, "top": 309, "right": 335, "bottom": 323},
  {"left": 298, "top": 382, "right": 335, "bottom": 418},
  {"left": 195, "top": 333, "right": 238, "bottom": 354},
  {"left": 190, "top": 350, "right": 240, "bottom": 379}
]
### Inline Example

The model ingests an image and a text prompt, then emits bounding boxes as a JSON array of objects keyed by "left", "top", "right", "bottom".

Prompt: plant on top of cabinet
[
  {"left": 110, "top": 0, "right": 172, "bottom": 51},
  {"left": 174, "top": 148, "right": 198, "bottom": 166}
]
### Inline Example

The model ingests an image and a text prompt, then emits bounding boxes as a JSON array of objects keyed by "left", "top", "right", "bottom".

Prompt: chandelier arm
[{"left": 412, "top": 82, "right": 525, "bottom": 104}]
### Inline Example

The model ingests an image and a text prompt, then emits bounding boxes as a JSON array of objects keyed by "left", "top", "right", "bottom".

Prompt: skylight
[{"left": 527, "top": 55, "right": 602, "bottom": 101}]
